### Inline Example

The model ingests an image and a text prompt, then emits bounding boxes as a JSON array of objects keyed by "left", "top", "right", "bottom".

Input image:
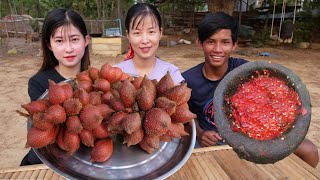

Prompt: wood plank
[
  {"left": 182, "top": 155, "right": 198, "bottom": 180},
  {"left": 256, "top": 163, "right": 287, "bottom": 179},
  {"left": 37, "top": 169, "right": 48, "bottom": 179},
  {"left": 211, "top": 150, "right": 245, "bottom": 179},
  {"left": 9, "top": 171, "right": 20, "bottom": 179},
  {"left": 0, "top": 173, "right": 6, "bottom": 179},
  {"left": 196, "top": 154, "right": 216, "bottom": 179},
  {"left": 212, "top": 150, "right": 254, "bottom": 180},
  {"left": 289, "top": 154, "right": 320, "bottom": 178},
  {"left": 91, "top": 37, "right": 123, "bottom": 44},
  {"left": 30, "top": 169, "right": 41, "bottom": 179},
  {"left": 187, "top": 155, "right": 203, "bottom": 179},
  {"left": 276, "top": 157, "right": 304, "bottom": 179},
  {"left": 248, "top": 163, "right": 278, "bottom": 180},
  {"left": 0, "top": 164, "right": 48, "bottom": 173},
  {"left": 0, "top": 149, "right": 318, "bottom": 180},
  {"left": 16, "top": 170, "right": 27, "bottom": 179},
  {"left": 23, "top": 170, "right": 34, "bottom": 179},
  {"left": 190, "top": 156, "right": 210, "bottom": 180},
  {"left": 168, "top": 170, "right": 184, "bottom": 180},
  {"left": 171, "top": 160, "right": 191, "bottom": 180},
  {"left": 4, "top": 172, "right": 13, "bottom": 179},
  {"left": 51, "top": 172, "right": 61, "bottom": 180},
  {"left": 44, "top": 169, "right": 54, "bottom": 180},
  {"left": 193, "top": 145, "right": 232, "bottom": 153},
  {"left": 121, "top": 38, "right": 129, "bottom": 48},
  {"left": 226, "top": 150, "right": 270, "bottom": 179},
  {"left": 285, "top": 155, "right": 319, "bottom": 180},
  {"left": 92, "top": 50, "right": 120, "bottom": 57},
  {"left": 201, "top": 153, "right": 230, "bottom": 180},
  {"left": 201, "top": 153, "right": 230, "bottom": 179},
  {"left": 92, "top": 44, "right": 121, "bottom": 51}
]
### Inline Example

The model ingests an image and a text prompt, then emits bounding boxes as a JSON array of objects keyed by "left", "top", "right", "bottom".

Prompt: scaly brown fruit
[
  {"left": 122, "top": 112, "right": 141, "bottom": 134},
  {"left": 107, "top": 112, "right": 128, "bottom": 133},
  {"left": 21, "top": 99, "right": 50, "bottom": 116},
  {"left": 89, "top": 91, "right": 103, "bottom": 106},
  {"left": 108, "top": 95, "right": 126, "bottom": 112},
  {"left": 26, "top": 126, "right": 58, "bottom": 148},
  {"left": 93, "top": 122, "right": 111, "bottom": 139},
  {"left": 66, "top": 116, "right": 83, "bottom": 134},
  {"left": 140, "top": 75, "right": 157, "bottom": 100},
  {"left": 79, "top": 129, "right": 95, "bottom": 147},
  {"left": 171, "top": 106, "right": 197, "bottom": 124},
  {"left": 80, "top": 104, "right": 103, "bottom": 130},
  {"left": 88, "top": 67, "right": 100, "bottom": 81},
  {"left": 64, "top": 129, "right": 80, "bottom": 155},
  {"left": 32, "top": 112, "right": 54, "bottom": 130},
  {"left": 166, "top": 123, "right": 189, "bottom": 138},
  {"left": 56, "top": 125, "right": 68, "bottom": 151},
  {"left": 90, "top": 138, "right": 113, "bottom": 163},
  {"left": 139, "top": 138, "right": 155, "bottom": 154},
  {"left": 78, "top": 88, "right": 90, "bottom": 106},
  {"left": 119, "top": 79, "right": 137, "bottom": 108},
  {"left": 60, "top": 82, "right": 73, "bottom": 100},
  {"left": 143, "top": 108, "right": 171, "bottom": 136},
  {"left": 143, "top": 135, "right": 160, "bottom": 149},
  {"left": 77, "top": 81, "right": 93, "bottom": 93},
  {"left": 96, "top": 104, "right": 114, "bottom": 120},
  {"left": 157, "top": 71, "right": 174, "bottom": 96},
  {"left": 123, "top": 128, "right": 144, "bottom": 147},
  {"left": 120, "top": 72, "right": 130, "bottom": 81},
  {"left": 155, "top": 97, "right": 176, "bottom": 116},
  {"left": 132, "top": 76, "right": 143, "bottom": 89},
  {"left": 48, "top": 80, "right": 67, "bottom": 104},
  {"left": 46, "top": 104, "right": 67, "bottom": 124},
  {"left": 93, "top": 78, "right": 110, "bottom": 93},
  {"left": 63, "top": 98, "right": 82, "bottom": 116},
  {"left": 76, "top": 71, "right": 93, "bottom": 83},
  {"left": 165, "top": 83, "right": 191, "bottom": 105},
  {"left": 136, "top": 86, "right": 154, "bottom": 111}
]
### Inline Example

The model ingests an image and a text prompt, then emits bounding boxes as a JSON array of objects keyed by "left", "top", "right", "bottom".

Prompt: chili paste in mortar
[{"left": 228, "top": 70, "right": 301, "bottom": 140}]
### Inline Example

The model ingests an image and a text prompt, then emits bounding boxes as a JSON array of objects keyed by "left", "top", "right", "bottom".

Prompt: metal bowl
[{"left": 29, "top": 79, "right": 196, "bottom": 179}]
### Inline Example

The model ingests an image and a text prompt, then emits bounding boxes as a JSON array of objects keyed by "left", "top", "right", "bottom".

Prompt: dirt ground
[{"left": 0, "top": 38, "right": 320, "bottom": 173}]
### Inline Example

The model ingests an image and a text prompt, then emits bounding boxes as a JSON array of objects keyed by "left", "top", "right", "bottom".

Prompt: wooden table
[{"left": 1, "top": 145, "right": 319, "bottom": 180}]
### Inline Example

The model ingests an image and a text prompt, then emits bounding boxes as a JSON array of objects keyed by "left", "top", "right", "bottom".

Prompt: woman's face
[
  {"left": 127, "top": 15, "right": 162, "bottom": 61},
  {"left": 49, "top": 24, "right": 89, "bottom": 69}
]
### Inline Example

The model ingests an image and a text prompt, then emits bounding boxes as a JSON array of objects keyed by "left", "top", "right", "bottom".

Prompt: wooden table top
[{"left": 1, "top": 145, "right": 319, "bottom": 180}]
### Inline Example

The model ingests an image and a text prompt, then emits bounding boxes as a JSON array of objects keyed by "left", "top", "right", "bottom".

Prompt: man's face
[{"left": 199, "top": 29, "right": 237, "bottom": 69}]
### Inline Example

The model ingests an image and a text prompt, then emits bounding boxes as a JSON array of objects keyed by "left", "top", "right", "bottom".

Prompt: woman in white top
[{"left": 115, "top": 3, "right": 184, "bottom": 85}]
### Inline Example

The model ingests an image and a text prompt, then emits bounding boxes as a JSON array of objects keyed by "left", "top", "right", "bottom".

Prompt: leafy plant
[{"left": 252, "top": 27, "right": 270, "bottom": 47}]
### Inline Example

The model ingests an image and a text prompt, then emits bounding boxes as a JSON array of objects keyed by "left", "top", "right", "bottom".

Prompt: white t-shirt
[{"left": 115, "top": 58, "right": 184, "bottom": 85}]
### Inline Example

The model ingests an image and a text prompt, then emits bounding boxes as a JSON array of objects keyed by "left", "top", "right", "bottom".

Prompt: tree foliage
[{"left": 0, "top": 0, "right": 135, "bottom": 19}]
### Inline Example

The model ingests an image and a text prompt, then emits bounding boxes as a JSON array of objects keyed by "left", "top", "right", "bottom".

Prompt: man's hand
[{"left": 198, "top": 130, "right": 222, "bottom": 147}]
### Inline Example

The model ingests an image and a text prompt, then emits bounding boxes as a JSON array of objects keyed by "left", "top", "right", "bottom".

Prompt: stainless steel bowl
[{"left": 30, "top": 79, "right": 196, "bottom": 180}]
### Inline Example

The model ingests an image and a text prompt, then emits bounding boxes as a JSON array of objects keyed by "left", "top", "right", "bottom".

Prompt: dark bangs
[{"left": 130, "top": 11, "right": 159, "bottom": 31}]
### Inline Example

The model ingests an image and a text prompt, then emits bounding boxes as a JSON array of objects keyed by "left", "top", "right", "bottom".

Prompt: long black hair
[{"left": 38, "top": 8, "right": 90, "bottom": 73}]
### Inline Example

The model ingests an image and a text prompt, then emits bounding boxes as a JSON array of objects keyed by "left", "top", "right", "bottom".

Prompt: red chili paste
[{"left": 229, "top": 71, "right": 301, "bottom": 140}]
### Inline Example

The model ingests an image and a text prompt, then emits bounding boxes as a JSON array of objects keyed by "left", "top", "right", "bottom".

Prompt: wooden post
[
  {"left": 238, "top": 0, "right": 242, "bottom": 27},
  {"left": 102, "top": 0, "right": 105, "bottom": 35},
  {"left": 90, "top": 21, "right": 93, "bottom": 34},
  {"left": 5, "top": 21, "right": 9, "bottom": 39}
]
